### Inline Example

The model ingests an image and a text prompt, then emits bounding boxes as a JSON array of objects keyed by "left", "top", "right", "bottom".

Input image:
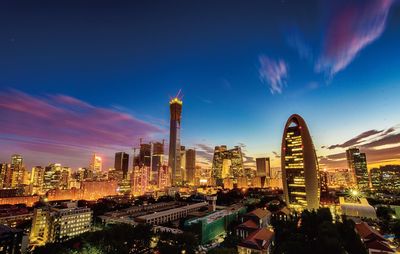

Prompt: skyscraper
[
  {"left": 185, "top": 149, "right": 196, "bottom": 185},
  {"left": 10, "top": 154, "right": 25, "bottom": 188},
  {"left": 256, "top": 157, "right": 271, "bottom": 178},
  {"left": 281, "top": 114, "right": 320, "bottom": 210},
  {"left": 31, "top": 166, "right": 45, "bottom": 194},
  {"left": 211, "top": 145, "right": 244, "bottom": 186},
  {"left": 114, "top": 152, "right": 129, "bottom": 179},
  {"left": 151, "top": 141, "right": 164, "bottom": 182},
  {"left": 180, "top": 146, "right": 186, "bottom": 181},
  {"left": 346, "top": 148, "right": 369, "bottom": 190},
  {"left": 168, "top": 94, "right": 183, "bottom": 186},
  {"left": 89, "top": 154, "right": 102, "bottom": 176}
]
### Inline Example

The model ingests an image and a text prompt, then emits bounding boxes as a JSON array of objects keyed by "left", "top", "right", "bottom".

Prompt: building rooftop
[
  {"left": 237, "top": 220, "right": 258, "bottom": 230},
  {"left": 246, "top": 208, "right": 271, "bottom": 219},
  {"left": 355, "top": 222, "right": 385, "bottom": 242},
  {"left": 238, "top": 228, "right": 274, "bottom": 250}
]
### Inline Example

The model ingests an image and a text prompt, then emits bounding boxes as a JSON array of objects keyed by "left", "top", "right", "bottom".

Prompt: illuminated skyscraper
[
  {"left": 10, "top": 154, "right": 25, "bottom": 187},
  {"left": 346, "top": 148, "right": 369, "bottom": 190},
  {"left": 211, "top": 145, "right": 244, "bottom": 186},
  {"left": 89, "top": 154, "right": 102, "bottom": 175},
  {"left": 281, "top": 114, "right": 319, "bottom": 210},
  {"left": 180, "top": 146, "right": 186, "bottom": 181},
  {"left": 43, "top": 163, "right": 61, "bottom": 192},
  {"left": 168, "top": 93, "right": 183, "bottom": 186},
  {"left": 151, "top": 142, "right": 164, "bottom": 182},
  {"left": 185, "top": 149, "right": 196, "bottom": 185},
  {"left": 31, "top": 166, "right": 45, "bottom": 194},
  {"left": 158, "top": 165, "right": 169, "bottom": 189},
  {"left": 114, "top": 152, "right": 129, "bottom": 179},
  {"left": 0, "top": 163, "right": 11, "bottom": 188},
  {"left": 131, "top": 166, "right": 148, "bottom": 196},
  {"left": 256, "top": 157, "right": 271, "bottom": 177}
]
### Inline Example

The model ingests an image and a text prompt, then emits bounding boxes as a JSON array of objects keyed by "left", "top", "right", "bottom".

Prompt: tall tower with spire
[{"left": 168, "top": 90, "right": 183, "bottom": 186}]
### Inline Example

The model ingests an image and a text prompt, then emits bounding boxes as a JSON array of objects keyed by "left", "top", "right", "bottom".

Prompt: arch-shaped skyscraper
[{"left": 281, "top": 114, "right": 319, "bottom": 210}]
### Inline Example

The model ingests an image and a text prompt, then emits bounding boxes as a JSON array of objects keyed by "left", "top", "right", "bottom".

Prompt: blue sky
[{"left": 0, "top": 0, "right": 399, "bottom": 170}]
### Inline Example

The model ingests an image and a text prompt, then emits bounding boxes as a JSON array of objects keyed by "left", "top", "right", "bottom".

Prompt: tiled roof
[
  {"left": 355, "top": 222, "right": 385, "bottom": 241},
  {"left": 365, "top": 239, "right": 394, "bottom": 253},
  {"left": 238, "top": 228, "right": 274, "bottom": 251},
  {"left": 237, "top": 220, "right": 259, "bottom": 230},
  {"left": 247, "top": 208, "right": 271, "bottom": 219}
]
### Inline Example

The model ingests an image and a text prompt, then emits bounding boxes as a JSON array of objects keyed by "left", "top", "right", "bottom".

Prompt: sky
[{"left": 0, "top": 0, "right": 400, "bottom": 171}]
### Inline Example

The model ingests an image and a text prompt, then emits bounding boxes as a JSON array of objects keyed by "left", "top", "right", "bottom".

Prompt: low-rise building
[
  {"left": 355, "top": 222, "right": 395, "bottom": 254},
  {"left": 237, "top": 228, "right": 274, "bottom": 254},
  {"left": 241, "top": 208, "right": 271, "bottom": 228},
  {"left": 0, "top": 225, "right": 25, "bottom": 254},
  {"left": 135, "top": 202, "right": 207, "bottom": 225},
  {"left": 185, "top": 204, "right": 246, "bottom": 244},
  {"left": 30, "top": 201, "right": 92, "bottom": 247},
  {"left": 339, "top": 197, "right": 376, "bottom": 219}
]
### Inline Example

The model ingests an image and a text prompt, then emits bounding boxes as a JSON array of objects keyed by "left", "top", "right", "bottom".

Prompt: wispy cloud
[
  {"left": 258, "top": 55, "right": 288, "bottom": 94},
  {"left": 320, "top": 124, "right": 400, "bottom": 169},
  {"left": 286, "top": 27, "right": 313, "bottom": 61},
  {"left": 316, "top": 0, "right": 393, "bottom": 77},
  {"left": 0, "top": 90, "right": 163, "bottom": 166}
]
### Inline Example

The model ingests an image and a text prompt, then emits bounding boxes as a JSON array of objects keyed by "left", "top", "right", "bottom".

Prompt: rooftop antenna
[{"left": 175, "top": 89, "right": 184, "bottom": 100}]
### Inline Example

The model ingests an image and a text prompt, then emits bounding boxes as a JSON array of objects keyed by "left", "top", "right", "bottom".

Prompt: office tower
[
  {"left": 138, "top": 143, "right": 151, "bottom": 167},
  {"left": 77, "top": 167, "right": 93, "bottom": 182},
  {"left": 43, "top": 163, "right": 62, "bottom": 192},
  {"left": 131, "top": 166, "right": 148, "bottom": 196},
  {"left": 256, "top": 157, "right": 271, "bottom": 177},
  {"left": 30, "top": 202, "right": 92, "bottom": 246},
  {"left": 114, "top": 152, "right": 129, "bottom": 179},
  {"left": 346, "top": 148, "right": 359, "bottom": 184},
  {"left": 185, "top": 149, "right": 196, "bottom": 185},
  {"left": 211, "top": 145, "right": 244, "bottom": 186},
  {"left": 320, "top": 170, "right": 329, "bottom": 198},
  {"left": 370, "top": 165, "right": 400, "bottom": 192},
  {"left": 369, "top": 168, "right": 381, "bottom": 190},
  {"left": 158, "top": 165, "right": 169, "bottom": 189},
  {"left": 168, "top": 94, "right": 183, "bottom": 186},
  {"left": 31, "top": 166, "right": 45, "bottom": 194},
  {"left": 151, "top": 142, "right": 164, "bottom": 182},
  {"left": 281, "top": 114, "right": 320, "bottom": 210},
  {"left": 10, "top": 154, "right": 25, "bottom": 188},
  {"left": 0, "top": 163, "right": 7, "bottom": 188},
  {"left": 180, "top": 146, "right": 186, "bottom": 181},
  {"left": 89, "top": 154, "right": 102, "bottom": 175},
  {"left": 346, "top": 148, "right": 369, "bottom": 190},
  {"left": 11, "top": 154, "right": 23, "bottom": 167},
  {"left": 59, "top": 167, "right": 71, "bottom": 189}
]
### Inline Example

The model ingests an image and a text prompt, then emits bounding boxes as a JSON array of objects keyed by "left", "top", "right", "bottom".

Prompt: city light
[{"left": 0, "top": 1, "right": 399, "bottom": 254}]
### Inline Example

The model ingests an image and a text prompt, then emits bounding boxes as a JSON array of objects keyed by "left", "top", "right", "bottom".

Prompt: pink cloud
[
  {"left": 316, "top": 0, "right": 393, "bottom": 76},
  {"left": 0, "top": 90, "right": 164, "bottom": 168},
  {"left": 258, "top": 56, "right": 288, "bottom": 94}
]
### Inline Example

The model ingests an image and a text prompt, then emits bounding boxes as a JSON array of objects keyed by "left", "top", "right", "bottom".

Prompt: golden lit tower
[
  {"left": 168, "top": 90, "right": 183, "bottom": 186},
  {"left": 281, "top": 114, "right": 320, "bottom": 210}
]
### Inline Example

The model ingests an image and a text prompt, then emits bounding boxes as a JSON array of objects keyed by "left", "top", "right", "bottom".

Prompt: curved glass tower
[{"left": 281, "top": 114, "right": 320, "bottom": 210}]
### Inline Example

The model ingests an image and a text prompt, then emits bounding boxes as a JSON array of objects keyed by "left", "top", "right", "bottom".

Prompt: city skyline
[{"left": 1, "top": 0, "right": 400, "bottom": 171}]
